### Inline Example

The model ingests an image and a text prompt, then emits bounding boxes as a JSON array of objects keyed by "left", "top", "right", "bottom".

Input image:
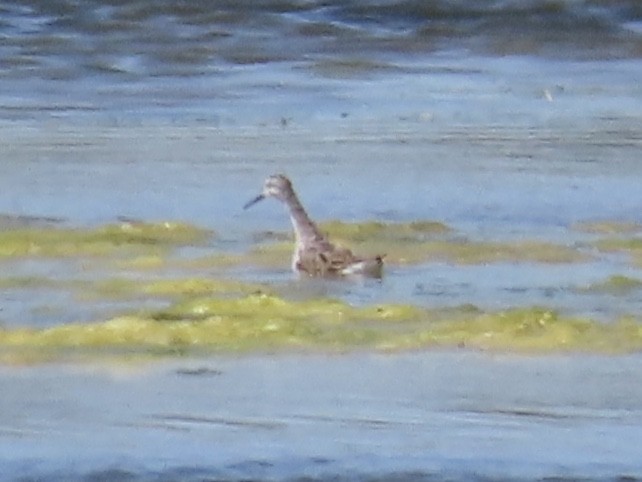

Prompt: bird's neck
[{"left": 283, "top": 190, "right": 326, "bottom": 246}]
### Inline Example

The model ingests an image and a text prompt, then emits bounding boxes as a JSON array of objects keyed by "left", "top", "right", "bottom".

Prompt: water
[
  {"left": 3, "top": 353, "right": 642, "bottom": 481},
  {"left": 1, "top": 0, "right": 642, "bottom": 480}
]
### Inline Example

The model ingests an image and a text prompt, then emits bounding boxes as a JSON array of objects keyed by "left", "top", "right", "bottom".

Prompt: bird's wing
[{"left": 296, "top": 245, "right": 356, "bottom": 277}]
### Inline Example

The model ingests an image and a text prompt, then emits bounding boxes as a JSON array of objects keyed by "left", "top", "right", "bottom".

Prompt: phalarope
[{"left": 244, "top": 174, "right": 384, "bottom": 278}]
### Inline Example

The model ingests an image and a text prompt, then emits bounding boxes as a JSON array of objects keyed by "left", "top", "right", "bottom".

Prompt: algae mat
[
  {"left": 1, "top": 217, "right": 642, "bottom": 363},
  {"left": 2, "top": 293, "right": 642, "bottom": 364}
]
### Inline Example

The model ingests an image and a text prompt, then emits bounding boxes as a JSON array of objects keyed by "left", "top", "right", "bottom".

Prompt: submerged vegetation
[
  {"left": 0, "top": 217, "right": 641, "bottom": 364},
  {"left": 0, "top": 220, "right": 212, "bottom": 258},
  {"left": 582, "top": 275, "right": 642, "bottom": 295}
]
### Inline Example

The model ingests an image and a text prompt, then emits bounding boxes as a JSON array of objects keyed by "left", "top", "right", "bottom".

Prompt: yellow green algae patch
[
  {"left": 594, "top": 237, "right": 642, "bottom": 253},
  {"left": 178, "top": 221, "right": 584, "bottom": 271},
  {"left": 572, "top": 220, "right": 642, "bottom": 235},
  {"left": 0, "top": 295, "right": 422, "bottom": 362},
  {"left": 244, "top": 220, "right": 586, "bottom": 268},
  {"left": 317, "top": 220, "right": 452, "bottom": 242},
  {"left": 581, "top": 275, "right": 642, "bottom": 295},
  {"left": 239, "top": 222, "right": 393, "bottom": 269},
  {"left": 116, "top": 254, "right": 168, "bottom": 270},
  {"left": 384, "top": 239, "right": 585, "bottom": 265},
  {"left": 593, "top": 236, "right": 642, "bottom": 268},
  {"left": 397, "top": 309, "right": 642, "bottom": 354},
  {"left": 2, "top": 294, "right": 641, "bottom": 363},
  {"left": 0, "top": 221, "right": 212, "bottom": 258},
  {"left": 86, "top": 277, "right": 272, "bottom": 300},
  {"left": 245, "top": 239, "right": 585, "bottom": 267},
  {"left": 244, "top": 219, "right": 451, "bottom": 268},
  {"left": 0, "top": 276, "right": 64, "bottom": 289}
]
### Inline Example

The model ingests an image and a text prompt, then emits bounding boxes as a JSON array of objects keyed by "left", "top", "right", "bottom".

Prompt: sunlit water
[{"left": 1, "top": 0, "right": 642, "bottom": 480}]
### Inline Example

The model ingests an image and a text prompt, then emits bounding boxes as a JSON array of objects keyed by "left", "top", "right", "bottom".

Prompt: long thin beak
[{"left": 243, "top": 194, "right": 265, "bottom": 210}]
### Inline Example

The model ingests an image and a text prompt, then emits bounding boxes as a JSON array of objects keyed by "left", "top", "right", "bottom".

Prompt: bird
[{"left": 244, "top": 174, "right": 384, "bottom": 278}]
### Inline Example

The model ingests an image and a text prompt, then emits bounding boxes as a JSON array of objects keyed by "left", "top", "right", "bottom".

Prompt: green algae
[
  {"left": 87, "top": 277, "right": 272, "bottom": 300},
  {"left": 247, "top": 243, "right": 291, "bottom": 267},
  {"left": 398, "top": 309, "right": 642, "bottom": 354},
  {"left": 318, "top": 220, "right": 452, "bottom": 242},
  {"left": 0, "top": 294, "right": 422, "bottom": 360},
  {"left": 244, "top": 219, "right": 451, "bottom": 268},
  {"left": 153, "top": 294, "right": 422, "bottom": 326},
  {"left": 594, "top": 237, "right": 642, "bottom": 253},
  {"left": 311, "top": 239, "right": 582, "bottom": 265},
  {"left": 385, "top": 239, "right": 585, "bottom": 265},
  {"left": 593, "top": 235, "right": 642, "bottom": 268},
  {"left": 582, "top": 275, "right": 642, "bottom": 295},
  {"left": 573, "top": 220, "right": 642, "bottom": 235},
  {"left": 243, "top": 238, "right": 585, "bottom": 268},
  {"left": 0, "top": 216, "right": 637, "bottom": 364},
  {"left": 116, "top": 254, "right": 168, "bottom": 270},
  {"left": 245, "top": 220, "right": 586, "bottom": 268},
  {"left": 0, "top": 276, "right": 62, "bottom": 289},
  {"left": 2, "top": 294, "right": 641, "bottom": 363},
  {"left": 167, "top": 221, "right": 585, "bottom": 272},
  {"left": 90, "top": 221, "right": 212, "bottom": 245},
  {"left": 0, "top": 221, "right": 212, "bottom": 258}
]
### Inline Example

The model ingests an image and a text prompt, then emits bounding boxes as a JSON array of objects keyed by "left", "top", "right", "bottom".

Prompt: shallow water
[
  {"left": 3, "top": 352, "right": 642, "bottom": 481},
  {"left": 2, "top": 0, "right": 642, "bottom": 480}
]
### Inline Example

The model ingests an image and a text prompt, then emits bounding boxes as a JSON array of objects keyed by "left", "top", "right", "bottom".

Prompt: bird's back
[{"left": 294, "top": 242, "right": 383, "bottom": 278}]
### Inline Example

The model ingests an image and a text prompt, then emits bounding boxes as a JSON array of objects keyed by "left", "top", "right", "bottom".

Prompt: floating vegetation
[
  {"left": 384, "top": 239, "right": 586, "bottom": 265},
  {"left": 592, "top": 233, "right": 642, "bottom": 268},
  {"left": 581, "top": 275, "right": 642, "bottom": 295},
  {"left": 0, "top": 221, "right": 213, "bottom": 258},
  {"left": 0, "top": 294, "right": 422, "bottom": 361},
  {"left": 89, "top": 221, "right": 212, "bottom": 246},
  {"left": 116, "top": 255, "right": 167, "bottom": 270},
  {"left": 572, "top": 220, "right": 642, "bottom": 235},
  {"left": 1, "top": 217, "right": 640, "bottom": 365},
  {"left": 247, "top": 243, "right": 291, "bottom": 267},
  {"left": 152, "top": 293, "right": 422, "bottom": 326},
  {"left": 87, "top": 277, "right": 272, "bottom": 300},
  {"left": 401, "top": 309, "right": 642, "bottom": 354},
  {"left": 594, "top": 237, "right": 642, "bottom": 253},
  {"left": 318, "top": 220, "right": 452, "bottom": 242},
  {"left": 1, "top": 294, "right": 641, "bottom": 364},
  {"left": 247, "top": 221, "right": 585, "bottom": 267}
]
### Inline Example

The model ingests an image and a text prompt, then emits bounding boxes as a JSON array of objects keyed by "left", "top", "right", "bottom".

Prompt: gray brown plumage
[{"left": 244, "top": 174, "right": 384, "bottom": 278}]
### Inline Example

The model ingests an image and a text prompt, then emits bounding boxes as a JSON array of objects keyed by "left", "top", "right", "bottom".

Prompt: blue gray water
[
  {"left": 3, "top": 353, "right": 642, "bottom": 482},
  {"left": 2, "top": 0, "right": 642, "bottom": 123},
  {"left": 2, "top": 0, "right": 642, "bottom": 480}
]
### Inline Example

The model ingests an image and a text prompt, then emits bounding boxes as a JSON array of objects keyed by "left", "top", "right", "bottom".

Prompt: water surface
[{"left": 3, "top": 352, "right": 642, "bottom": 481}]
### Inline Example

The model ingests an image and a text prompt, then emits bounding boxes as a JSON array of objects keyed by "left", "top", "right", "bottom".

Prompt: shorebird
[{"left": 244, "top": 174, "right": 384, "bottom": 278}]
